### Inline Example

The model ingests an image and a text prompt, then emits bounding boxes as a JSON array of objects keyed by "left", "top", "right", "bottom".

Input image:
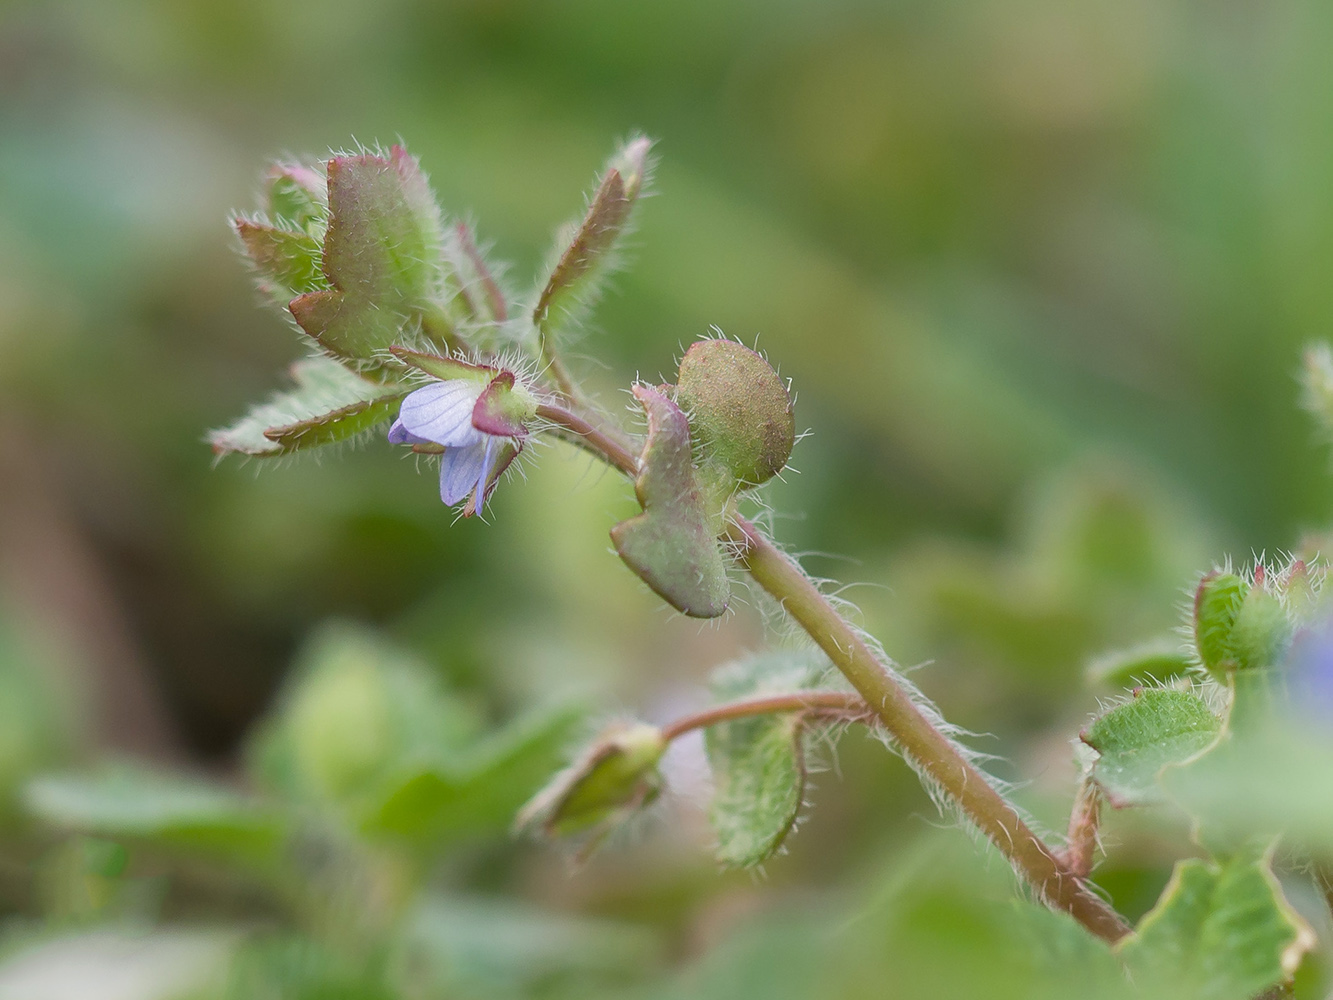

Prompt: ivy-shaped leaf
[
  {"left": 1081, "top": 687, "right": 1221, "bottom": 807},
  {"left": 289, "top": 146, "right": 451, "bottom": 361},
  {"left": 610, "top": 384, "right": 730, "bottom": 618},
  {"left": 209, "top": 356, "right": 405, "bottom": 457},
  {"left": 705, "top": 651, "right": 835, "bottom": 867},
  {"left": 1118, "top": 842, "right": 1315, "bottom": 999}
]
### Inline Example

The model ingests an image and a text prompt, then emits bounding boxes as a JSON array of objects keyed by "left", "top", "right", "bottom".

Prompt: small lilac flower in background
[
  {"left": 388, "top": 366, "right": 533, "bottom": 516},
  {"left": 1286, "top": 620, "right": 1333, "bottom": 721}
]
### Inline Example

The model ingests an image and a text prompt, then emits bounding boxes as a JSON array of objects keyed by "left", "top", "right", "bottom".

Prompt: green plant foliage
[
  {"left": 705, "top": 651, "right": 834, "bottom": 868},
  {"left": 532, "top": 136, "right": 652, "bottom": 342},
  {"left": 1081, "top": 688, "right": 1221, "bottom": 807},
  {"left": 287, "top": 146, "right": 451, "bottom": 362},
  {"left": 24, "top": 766, "right": 285, "bottom": 865},
  {"left": 1118, "top": 843, "right": 1315, "bottom": 999},
  {"left": 611, "top": 384, "right": 731, "bottom": 618},
  {"left": 209, "top": 356, "right": 406, "bottom": 457}
]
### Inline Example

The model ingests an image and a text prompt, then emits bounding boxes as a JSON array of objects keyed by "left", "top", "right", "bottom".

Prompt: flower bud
[
  {"left": 674, "top": 339, "right": 795, "bottom": 490},
  {"left": 1193, "top": 569, "right": 1294, "bottom": 677},
  {"left": 516, "top": 722, "right": 666, "bottom": 840}
]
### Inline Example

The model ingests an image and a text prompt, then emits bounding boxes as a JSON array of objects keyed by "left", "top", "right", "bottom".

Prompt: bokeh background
[{"left": 3, "top": 0, "right": 1333, "bottom": 996}]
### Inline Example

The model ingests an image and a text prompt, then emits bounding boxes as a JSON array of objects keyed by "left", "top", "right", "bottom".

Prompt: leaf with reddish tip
[
  {"left": 610, "top": 385, "right": 730, "bottom": 618},
  {"left": 290, "top": 147, "right": 449, "bottom": 361},
  {"left": 210, "top": 356, "right": 404, "bottom": 457},
  {"left": 263, "top": 162, "right": 327, "bottom": 232},
  {"left": 532, "top": 136, "right": 654, "bottom": 338},
  {"left": 389, "top": 346, "right": 494, "bottom": 383},
  {"left": 235, "top": 219, "right": 324, "bottom": 302}
]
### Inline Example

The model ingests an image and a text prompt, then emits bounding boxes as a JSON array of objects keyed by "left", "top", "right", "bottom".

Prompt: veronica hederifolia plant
[{"left": 211, "top": 135, "right": 1333, "bottom": 995}]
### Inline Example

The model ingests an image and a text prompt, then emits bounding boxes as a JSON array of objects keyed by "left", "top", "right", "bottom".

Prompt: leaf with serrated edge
[
  {"left": 610, "top": 385, "right": 729, "bottom": 618},
  {"left": 1082, "top": 688, "right": 1221, "bottom": 807},
  {"left": 210, "top": 356, "right": 403, "bottom": 457},
  {"left": 705, "top": 650, "right": 834, "bottom": 867},
  {"left": 1118, "top": 842, "right": 1315, "bottom": 999}
]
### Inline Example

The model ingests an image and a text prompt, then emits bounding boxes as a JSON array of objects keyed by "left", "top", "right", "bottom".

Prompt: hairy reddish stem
[{"left": 661, "top": 691, "right": 872, "bottom": 742}]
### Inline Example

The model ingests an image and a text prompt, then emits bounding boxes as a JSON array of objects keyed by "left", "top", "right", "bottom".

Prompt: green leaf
[
  {"left": 1118, "top": 843, "right": 1315, "bottom": 999},
  {"left": 234, "top": 219, "right": 324, "bottom": 302},
  {"left": 289, "top": 146, "right": 450, "bottom": 361},
  {"left": 1081, "top": 688, "right": 1221, "bottom": 807},
  {"left": 532, "top": 136, "right": 652, "bottom": 339},
  {"left": 675, "top": 338, "right": 795, "bottom": 491},
  {"left": 610, "top": 384, "right": 730, "bottom": 618},
  {"left": 705, "top": 650, "right": 833, "bottom": 867},
  {"left": 209, "top": 356, "right": 405, "bottom": 457},
  {"left": 25, "top": 766, "right": 284, "bottom": 865}
]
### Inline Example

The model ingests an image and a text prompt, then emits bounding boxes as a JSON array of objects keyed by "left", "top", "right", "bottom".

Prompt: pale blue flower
[{"left": 389, "top": 379, "right": 514, "bottom": 513}]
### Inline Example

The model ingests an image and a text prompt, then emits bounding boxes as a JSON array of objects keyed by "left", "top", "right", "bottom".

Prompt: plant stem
[
  {"left": 536, "top": 393, "right": 1130, "bottom": 943},
  {"left": 536, "top": 402, "right": 639, "bottom": 477},
  {"left": 661, "top": 691, "right": 872, "bottom": 742},
  {"left": 724, "top": 516, "right": 1129, "bottom": 942}
]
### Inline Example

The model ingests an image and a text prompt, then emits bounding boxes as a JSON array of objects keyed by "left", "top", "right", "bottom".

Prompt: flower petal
[
  {"left": 387, "top": 417, "right": 431, "bottom": 446},
  {"left": 439, "top": 441, "right": 489, "bottom": 505},
  {"left": 471, "top": 437, "right": 499, "bottom": 515},
  {"left": 397, "top": 380, "right": 486, "bottom": 448}
]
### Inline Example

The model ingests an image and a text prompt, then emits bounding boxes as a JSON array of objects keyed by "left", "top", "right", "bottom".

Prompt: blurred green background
[{"left": 2, "top": 0, "right": 1333, "bottom": 996}]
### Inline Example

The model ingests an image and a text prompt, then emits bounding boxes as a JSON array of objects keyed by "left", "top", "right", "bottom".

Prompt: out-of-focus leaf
[
  {"left": 705, "top": 650, "right": 833, "bottom": 867},
  {"left": 209, "top": 356, "right": 405, "bottom": 457},
  {"left": 1081, "top": 688, "right": 1220, "bottom": 807},
  {"left": 24, "top": 767, "right": 284, "bottom": 864},
  {"left": 364, "top": 701, "right": 585, "bottom": 844},
  {"left": 1118, "top": 843, "right": 1315, "bottom": 1000},
  {"left": 394, "top": 895, "right": 660, "bottom": 998},
  {"left": 1085, "top": 638, "right": 1192, "bottom": 689},
  {"left": 611, "top": 384, "right": 730, "bottom": 618}
]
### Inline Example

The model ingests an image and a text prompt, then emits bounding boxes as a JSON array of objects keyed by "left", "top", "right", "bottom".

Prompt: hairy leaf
[
  {"left": 209, "top": 356, "right": 405, "bottom": 457},
  {"left": 290, "top": 146, "right": 450, "bottom": 361},
  {"left": 610, "top": 384, "right": 730, "bottom": 618},
  {"left": 1081, "top": 688, "right": 1221, "bottom": 807},
  {"left": 1119, "top": 843, "right": 1314, "bottom": 999},
  {"left": 705, "top": 651, "right": 833, "bottom": 867},
  {"left": 532, "top": 136, "right": 652, "bottom": 339}
]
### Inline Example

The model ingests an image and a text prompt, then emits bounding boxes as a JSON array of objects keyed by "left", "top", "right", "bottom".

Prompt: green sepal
[
  {"left": 610, "top": 385, "right": 730, "bottom": 618},
  {"left": 1081, "top": 687, "right": 1221, "bottom": 807},
  {"left": 290, "top": 146, "right": 450, "bottom": 362},
  {"left": 1118, "top": 841, "right": 1315, "bottom": 999},
  {"left": 514, "top": 722, "right": 666, "bottom": 841},
  {"left": 532, "top": 136, "right": 653, "bottom": 337},
  {"left": 674, "top": 339, "right": 795, "bottom": 490},
  {"left": 209, "top": 356, "right": 405, "bottom": 457},
  {"left": 389, "top": 346, "right": 494, "bottom": 383},
  {"left": 471, "top": 371, "right": 537, "bottom": 437},
  {"left": 1192, "top": 570, "right": 1295, "bottom": 677},
  {"left": 1193, "top": 572, "right": 1246, "bottom": 676},
  {"left": 705, "top": 650, "right": 833, "bottom": 868}
]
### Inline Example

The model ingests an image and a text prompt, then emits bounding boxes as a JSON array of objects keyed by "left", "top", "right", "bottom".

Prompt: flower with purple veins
[{"left": 388, "top": 368, "right": 531, "bottom": 516}]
